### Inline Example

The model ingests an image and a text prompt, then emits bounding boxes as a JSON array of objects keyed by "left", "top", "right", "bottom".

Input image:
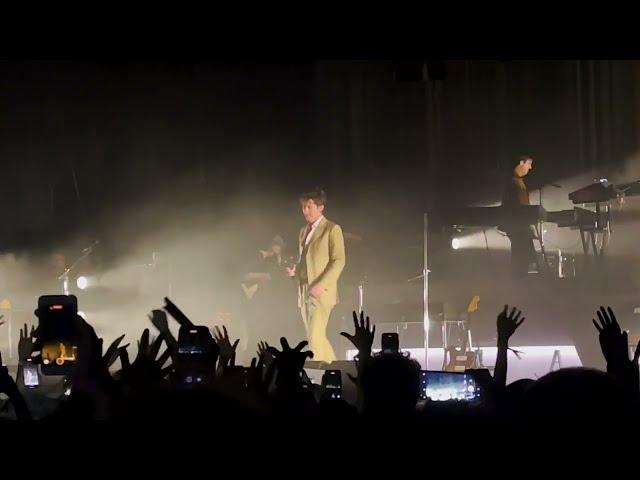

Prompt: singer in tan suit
[{"left": 286, "top": 189, "right": 345, "bottom": 363}]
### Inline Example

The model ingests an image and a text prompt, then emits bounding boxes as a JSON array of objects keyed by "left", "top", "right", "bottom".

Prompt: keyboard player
[{"left": 501, "top": 155, "right": 537, "bottom": 277}]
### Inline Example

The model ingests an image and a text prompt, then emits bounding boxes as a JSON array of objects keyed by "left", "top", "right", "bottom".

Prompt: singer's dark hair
[
  {"left": 299, "top": 188, "right": 327, "bottom": 206},
  {"left": 502, "top": 154, "right": 533, "bottom": 176},
  {"left": 515, "top": 154, "right": 533, "bottom": 165}
]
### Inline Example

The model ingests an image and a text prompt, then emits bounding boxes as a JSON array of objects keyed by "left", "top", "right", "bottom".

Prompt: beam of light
[
  {"left": 448, "top": 230, "right": 511, "bottom": 251},
  {"left": 76, "top": 276, "right": 89, "bottom": 290}
]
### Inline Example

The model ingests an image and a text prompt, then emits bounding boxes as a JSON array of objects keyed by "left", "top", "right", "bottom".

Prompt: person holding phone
[{"left": 286, "top": 189, "right": 345, "bottom": 363}]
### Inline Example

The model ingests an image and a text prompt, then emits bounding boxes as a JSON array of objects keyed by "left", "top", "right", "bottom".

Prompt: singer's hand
[
  {"left": 286, "top": 266, "right": 296, "bottom": 277},
  {"left": 309, "top": 283, "right": 324, "bottom": 299}
]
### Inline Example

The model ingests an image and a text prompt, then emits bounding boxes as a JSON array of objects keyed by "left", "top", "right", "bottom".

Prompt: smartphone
[
  {"left": 35, "top": 295, "right": 79, "bottom": 376},
  {"left": 23, "top": 360, "right": 39, "bottom": 388},
  {"left": 321, "top": 369, "right": 342, "bottom": 399},
  {"left": 176, "top": 326, "right": 213, "bottom": 386},
  {"left": 467, "top": 368, "right": 492, "bottom": 390},
  {"left": 177, "top": 326, "right": 212, "bottom": 356},
  {"left": 381, "top": 333, "right": 399, "bottom": 354},
  {"left": 164, "top": 297, "right": 195, "bottom": 329},
  {"left": 420, "top": 370, "right": 481, "bottom": 403}
]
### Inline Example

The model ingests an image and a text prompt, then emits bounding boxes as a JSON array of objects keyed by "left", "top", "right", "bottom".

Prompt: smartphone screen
[
  {"left": 420, "top": 370, "right": 481, "bottom": 402},
  {"left": 381, "top": 333, "right": 399, "bottom": 353},
  {"left": 36, "top": 295, "right": 79, "bottom": 376},
  {"left": 23, "top": 362, "right": 39, "bottom": 388},
  {"left": 177, "top": 327, "right": 211, "bottom": 357},
  {"left": 321, "top": 370, "right": 342, "bottom": 399},
  {"left": 176, "top": 326, "right": 213, "bottom": 386}
]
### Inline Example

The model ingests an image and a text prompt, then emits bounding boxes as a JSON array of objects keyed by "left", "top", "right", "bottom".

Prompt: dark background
[{"left": 2, "top": 59, "right": 637, "bottom": 249}]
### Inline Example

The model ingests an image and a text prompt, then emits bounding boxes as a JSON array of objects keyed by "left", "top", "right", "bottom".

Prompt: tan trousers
[{"left": 300, "top": 289, "right": 336, "bottom": 363}]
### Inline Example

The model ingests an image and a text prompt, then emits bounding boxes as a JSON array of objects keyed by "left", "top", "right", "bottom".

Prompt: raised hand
[
  {"left": 268, "top": 337, "right": 313, "bottom": 372},
  {"left": 267, "top": 338, "right": 313, "bottom": 397},
  {"left": 150, "top": 309, "right": 169, "bottom": 333},
  {"left": 592, "top": 306, "right": 640, "bottom": 397},
  {"left": 102, "top": 334, "right": 129, "bottom": 370},
  {"left": 138, "top": 329, "right": 168, "bottom": 366},
  {"left": 149, "top": 309, "right": 177, "bottom": 360},
  {"left": 213, "top": 326, "right": 240, "bottom": 367},
  {"left": 493, "top": 305, "right": 525, "bottom": 388},
  {"left": 18, "top": 324, "right": 36, "bottom": 362},
  {"left": 341, "top": 310, "right": 375, "bottom": 356},
  {"left": 257, "top": 341, "right": 273, "bottom": 369},
  {"left": 592, "top": 306, "right": 631, "bottom": 367},
  {"left": 257, "top": 341, "right": 269, "bottom": 358},
  {"left": 119, "top": 329, "right": 172, "bottom": 387},
  {"left": 497, "top": 305, "right": 525, "bottom": 345}
]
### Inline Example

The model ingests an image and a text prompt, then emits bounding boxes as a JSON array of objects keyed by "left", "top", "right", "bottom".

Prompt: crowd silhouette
[{"left": 1, "top": 297, "right": 638, "bottom": 451}]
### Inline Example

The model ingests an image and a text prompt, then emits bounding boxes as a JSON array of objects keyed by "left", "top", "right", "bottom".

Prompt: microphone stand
[
  {"left": 538, "top": 183, "right": 562, "bottom": 276},
  {"left": 57, "top": 241, "right": 99, "bottom": 295},
  {"left": 539, "top": 186, "right": 544, "bottom": 246}
]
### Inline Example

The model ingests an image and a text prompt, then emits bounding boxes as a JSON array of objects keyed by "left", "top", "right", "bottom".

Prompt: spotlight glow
[
  {"left": 451, "top": 238, "right": 461, "bottom": 250},
  {"left": 76, "top": 276, "right": 88, "bottom": 290}
]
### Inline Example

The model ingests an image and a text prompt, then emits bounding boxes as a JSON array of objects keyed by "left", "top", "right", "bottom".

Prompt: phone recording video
[
  {"left": 420, "top": 370, "right": 481, "bottom": 403},
  {"left": 176, "top": 326, "right": 214, "bottom": 386},
  {"left": 35, "top": 295, "right": 79, "bottom": 376},
  {"left": 321, "top": 369, "right": 342, "bottom": 400},
  {"left": 23, "top": 360, "right": 39, "bottom": 388},
  {"left": 381, "top": 333, "right": 399, "bottom": 354}
]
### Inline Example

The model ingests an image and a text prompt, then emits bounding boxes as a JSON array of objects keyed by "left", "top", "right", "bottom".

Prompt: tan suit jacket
[{"left": 297, "top": 218, "right": 345, "bottom": 307}]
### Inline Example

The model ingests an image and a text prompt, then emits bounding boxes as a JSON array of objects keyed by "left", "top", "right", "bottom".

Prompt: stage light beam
[{"left": 77, "top": 276, "right": 88, "bottom": 290}]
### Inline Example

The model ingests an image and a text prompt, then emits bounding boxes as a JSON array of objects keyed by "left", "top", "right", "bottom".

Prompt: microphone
[{"left": 82, "top": 240, "right": 100, "bottom": 253}]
